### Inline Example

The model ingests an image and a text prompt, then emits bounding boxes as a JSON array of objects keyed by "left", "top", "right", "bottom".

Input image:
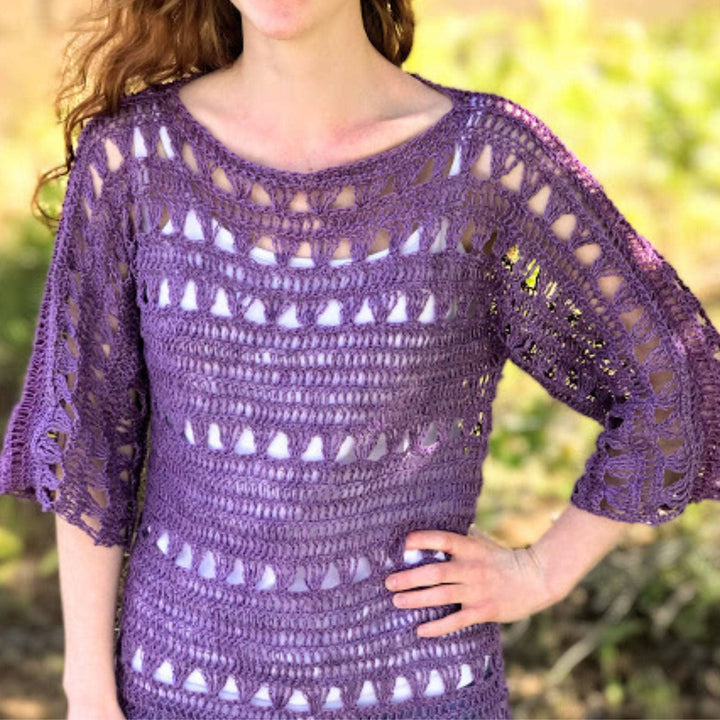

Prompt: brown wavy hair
[{"left": 32, "top": 0, "right": 416, "bottom": 231}]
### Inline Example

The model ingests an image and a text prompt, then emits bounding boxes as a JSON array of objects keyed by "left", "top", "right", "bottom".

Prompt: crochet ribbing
[{"left": 1, "top": 71, "right": 719, "bottom": 720}]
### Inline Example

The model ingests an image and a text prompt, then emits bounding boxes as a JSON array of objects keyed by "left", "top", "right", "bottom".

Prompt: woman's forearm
[
  {"left": 529, "top": 502, "right": 630, "bottom": 605},
  {"left": 55, "top": 514, "right": 125, "bottom": 702}
]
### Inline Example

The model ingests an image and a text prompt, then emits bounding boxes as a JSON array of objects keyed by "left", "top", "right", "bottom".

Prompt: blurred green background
[{"left": 1, "top": 0, "right": 719, "bottom": 718}]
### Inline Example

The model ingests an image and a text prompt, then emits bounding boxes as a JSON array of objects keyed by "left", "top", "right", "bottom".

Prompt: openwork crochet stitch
[{"left": 1, "top": 71, "right": 719, "bottom": 719}]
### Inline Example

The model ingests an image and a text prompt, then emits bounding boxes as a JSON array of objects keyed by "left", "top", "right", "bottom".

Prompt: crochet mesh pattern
[{"left": 1, "top": 71, "right": 719, "bottom": 719}]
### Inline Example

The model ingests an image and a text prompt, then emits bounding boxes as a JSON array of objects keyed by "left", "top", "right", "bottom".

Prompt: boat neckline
[{"left": 164, "top": 70, "right": 466, "bottom": 183}]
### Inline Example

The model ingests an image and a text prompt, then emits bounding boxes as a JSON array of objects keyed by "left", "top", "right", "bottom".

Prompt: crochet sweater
[{"left": 1, "top": 71, "right": 719, "bottom": 720}]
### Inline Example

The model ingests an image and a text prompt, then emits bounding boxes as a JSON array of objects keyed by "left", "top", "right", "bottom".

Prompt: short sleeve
[
  {"left": 473, "top": 97, "right": 720, "bottom": 525},
  {"left": 0, "top": 117, "right": 150, "bottom": 549}
]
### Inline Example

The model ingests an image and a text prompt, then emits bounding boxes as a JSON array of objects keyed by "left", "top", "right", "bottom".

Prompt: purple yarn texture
[{"left": 1, "top": 70, "right": 719, "bottom": 719}]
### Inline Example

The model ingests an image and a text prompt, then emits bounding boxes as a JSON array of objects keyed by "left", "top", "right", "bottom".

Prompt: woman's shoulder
[
  {"left": 451, "top": 82, "right": 589, "bottom": 178},
  {"left": 70, "top": 78, "right": 182, "bottom": 170},
  {"left": 467, "top": 87, "right": 557, "bottom": 145},
  {"left": 86, "top": 78, "right": 180, "bottom": 131},
  {"left": 117, "top": 77, "right": 180, "bottom": 116}
]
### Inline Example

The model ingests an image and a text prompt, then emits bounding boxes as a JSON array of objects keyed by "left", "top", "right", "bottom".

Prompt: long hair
[{"left": 32, "top": 0, "right": 416, "bottom": 230}]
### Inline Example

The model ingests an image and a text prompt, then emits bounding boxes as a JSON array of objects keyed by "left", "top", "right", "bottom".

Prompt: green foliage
[{"left": 0, "top": 525, "right": 23, "bottom": 563}]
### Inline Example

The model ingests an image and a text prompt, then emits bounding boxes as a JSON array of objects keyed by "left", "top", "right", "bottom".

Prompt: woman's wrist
[
  {"left": 511, "top": 544, "right": 562, "bottom": 612},
  {"left": 526, "top": 503, "right": 629, "bottom": 606},
  {"left": 63, "top": 667, "right": 118, "bottom": 704}
]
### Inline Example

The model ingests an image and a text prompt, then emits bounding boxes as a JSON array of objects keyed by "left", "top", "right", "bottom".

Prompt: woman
[{"left": 1, "top": 1, "right": 719, "bottom": 718}]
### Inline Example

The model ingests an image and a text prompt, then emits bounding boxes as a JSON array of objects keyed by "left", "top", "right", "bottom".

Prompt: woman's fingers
[
  {"left": 386, "top": 529, "right": 496, "bottom": 591},
  {"left": 391, "top": 582, "right": 464, "bottom": 609},
  {"left": 382, "top": 526, "right": 552, "bottom": 634},
  {"left": 415, "top": 607, "right": 485, "bottom": 638},
  {"left": 385, "top": 559, "right": 454, "bottom": 592}
]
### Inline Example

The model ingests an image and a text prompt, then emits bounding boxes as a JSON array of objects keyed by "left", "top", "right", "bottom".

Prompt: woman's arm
[
  {"left": 56, "top": 515, "right": 125, "bottom": 713},
  {"left": 526, "top": 502, "right": 629, "bottom": 605},
  {"left": 384, "top": 505, "right": 630, "bottom": 635}
]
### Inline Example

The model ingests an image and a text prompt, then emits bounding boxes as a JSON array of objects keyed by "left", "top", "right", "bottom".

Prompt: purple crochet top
[{"left": 1, "top": 71, "right": 719, "bottom": 719}]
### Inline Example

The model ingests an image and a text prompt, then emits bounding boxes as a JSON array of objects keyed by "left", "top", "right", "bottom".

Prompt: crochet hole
[
  {"left": 211, "top": 218, "right": 236, "bottom": 253},
  {"left": 420, "top": 420, "right": 438, "bottom": 446},
  {"left": 370, "top": 228, "right": 391, "bottom": 255},
  {"left": 63, "top": 289, "right": 80, "bottom": 324},
  {"left": 103, "top": 137, "right": 124, "bottom": 171},
  {"left": 87, "top": 485, "right": 109, "bottom": 509},
  {"left": 502, "top": 243, "right": 519, "bottom": 268},
  {"left": 603, "top": 472, "right": 627, "bottom": 487},
  {"left": 153, "top": 659, "right": 174, "bottom": 685},
  {"left": 63, "top": 370, "right": 77, "bottom": 393},
  {"left": 60, "top": 398, "right": 76, "bottom": 424},
  {"left": 446, "top": 296, "right": 459, "bottom": 321},
  {"left": 528, "top": 185, "right": 552, "bottom": 215},
  {"left": 80, "top": 512, "right": 102, "bottom": 533},
  {"left": 211, "top": 165, "right": 233, "bottom": 193},
  {"left": 443, "top": 143, "right": 463, "bottom": 178},
  {"left": 658, "top": 437, "right": 684, "bottom": 456},
  {"left": 471, "top": 143, "right": 492, "bottom": 180},
  {"left": 367, "top": 433, "right": 389, "bottom": 461},
  {"left": 664, "top": 469, "right": 685, "bottom": 487},
  {"left": 649, "top": 369, "right": 674, "bottom": 393},
  {"left": 574, "top": 243, "right": 602, "bottom": 267},
  {"left": 88, "top": 163, "right": 103, "bottom": 198},
  {"left": 411, "top": 156, "right": 435, "bottom": 185},
  {"left": 470, "top": 412, "right": 484, "bottom": 436},
  {"left": 156, "top": 126, "right": 174, "bottom": 159},
  {"left": 105, "top": 313, "right": 118, "bottom": 334},
  {"left": 377, "top": 175, "right": 394, "bottom": 197},
  {"left": 132, "top": 127, "right": 147, "bottom": 157},
  {"left": 117, "top": 258, "right": 129, "bottom": 281},
  {"left": 181, "top": 142, "right": 200, "bottom": 173},
  {"left": 330, "top": 185, "right": 356, "bottom": 209},
  {"left": 118, "top": 442, "right": 136, "bottom": 461},
  {"left": 183, "top": 668, "right": 208, "bottom": 693},
  {"left": 634, "top": 336, "right": 660, "bottom": 364},
  {"left": 551, "top": 214, "right": 577, "bottom": 241},
  {"left": 51, "top": 422, "right": 68, "bottom": 446},
  {"left": 619, "top": 306, "right": 643, "bottom": 332},
  {"left": 250, "top": 182, "right": 272, "bottom": 206},
  {"left": 180, "top": 280, "right": 198, "bottom": 312},
  {"left": 598, "top": 274, "right": 623, "bottom": 303},
  {"left": 606, "top": 446, "right": 628, "bottom": 458},
  {"left": 482, "top": 228, "right": 498, "bottom": 256},
  {"left": 500, "top": 160, "right": 525, "bottom": 192},
  {"left": 157, "top": 205, "right": 171, "bottom": 232},
  {"left": 457, "top": 220, "right": 474, "bottom": 254},
  {"left": 198, "top": 550, "right": 217, "bottom": 579},
  {"left": 175, "top": 542, "right": 193, "bottom": 569},
  {"left": 288, "top": 190, "right": 311, "bottom": 212}
]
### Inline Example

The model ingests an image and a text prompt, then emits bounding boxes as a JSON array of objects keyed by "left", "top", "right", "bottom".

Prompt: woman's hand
[{"left": 383, "top": 524, "right": 562, "bottom": 638}]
